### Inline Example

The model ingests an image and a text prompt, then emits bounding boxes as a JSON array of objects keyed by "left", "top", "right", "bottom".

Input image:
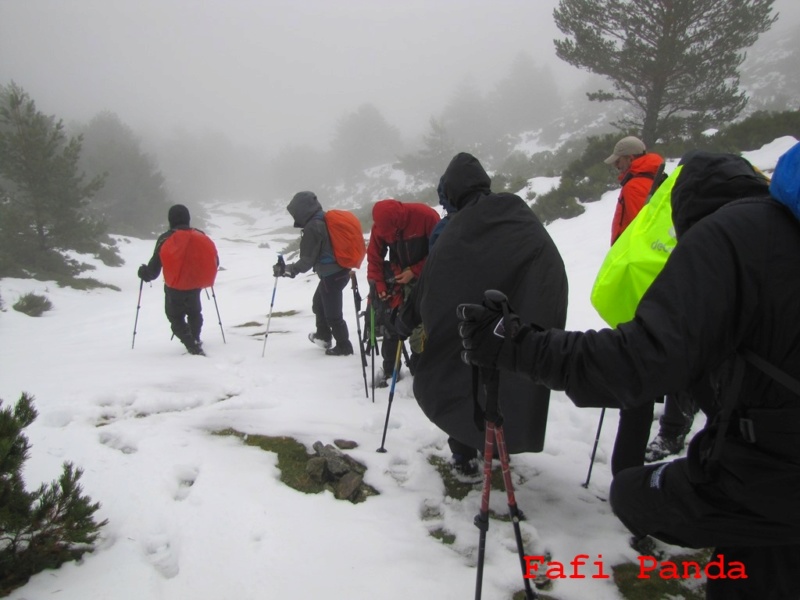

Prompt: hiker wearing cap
[
  {"left": 138, "top": 204, "right": 218, "bottom": 356},
  {"left": 605, "top": 135, "right": 665, "bottom": 245},
  {"left": 603, "top": 136, "right": 668, "bottom": 475}
]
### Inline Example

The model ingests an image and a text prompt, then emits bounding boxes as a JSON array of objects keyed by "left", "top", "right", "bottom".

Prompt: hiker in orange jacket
[
  {"left": 605, "top": 135, "right": 665, "bottom": 244},
  {"left": 605, "top": 137, "right": 699, "bottom": 472},
  {"left": 138, "top": 204, "right": 218, "bottom": 356}
]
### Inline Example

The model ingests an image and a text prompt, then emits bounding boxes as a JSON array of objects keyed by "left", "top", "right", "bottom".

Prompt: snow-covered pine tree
[{"left": 0, "top": 392, "right": 107, "bottom": 595}]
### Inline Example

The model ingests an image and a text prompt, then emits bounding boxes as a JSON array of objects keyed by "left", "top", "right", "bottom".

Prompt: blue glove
[{"left": 456, "top": 290, "right": 528, "bottom": 371}]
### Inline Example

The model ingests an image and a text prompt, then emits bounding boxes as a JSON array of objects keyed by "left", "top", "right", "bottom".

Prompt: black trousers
[
  {"left": 612, "top": 400, "right": 655, "bottom": 476},
  {"left": 611, "top": 460, "right": 800, "bottom": 599},
  {"left": 659, "top": 392, "right": 698, "bottom": 438},
  {"left": 164, "top": 287, "right": 202, "bottom": 345},
  {"left": 311, "top": 269, "right": 350, "bottom": 344}
]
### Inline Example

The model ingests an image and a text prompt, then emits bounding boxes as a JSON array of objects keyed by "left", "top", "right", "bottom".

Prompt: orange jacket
[{"left": 611, "top": 153, "right": 664, "bottom": 245}]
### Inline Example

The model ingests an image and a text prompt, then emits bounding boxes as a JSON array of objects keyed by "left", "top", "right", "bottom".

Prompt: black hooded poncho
[{"left": 411, "top": 153, "right": 569, "bottom": 453}]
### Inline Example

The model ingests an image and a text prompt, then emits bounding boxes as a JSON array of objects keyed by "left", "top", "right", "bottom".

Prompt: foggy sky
[{"left": 2, "top": 0, "right": 798, "bottom": 157}]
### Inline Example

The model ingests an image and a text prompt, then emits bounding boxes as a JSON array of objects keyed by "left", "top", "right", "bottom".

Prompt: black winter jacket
[{"left": 512, "top": 152, "right": 800, "bottom": 523}]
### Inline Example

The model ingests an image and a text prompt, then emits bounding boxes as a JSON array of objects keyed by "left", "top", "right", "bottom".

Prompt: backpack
[
  {"left": 591, "top": 166, "right": 681, "bottom": 327},
  {"left": 159, "top": 229, "right": 218, "bottom": 290},
  {"left": 324, "top": 210, "right": 366, "bottom": 269}
]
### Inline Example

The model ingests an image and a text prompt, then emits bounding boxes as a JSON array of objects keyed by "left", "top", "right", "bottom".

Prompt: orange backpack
[
  {"left": 324, "top": 210, "right": 366, "bottom": 269},
  {"left": 159, "top": 229, "right": 218, "bottom": 290}
]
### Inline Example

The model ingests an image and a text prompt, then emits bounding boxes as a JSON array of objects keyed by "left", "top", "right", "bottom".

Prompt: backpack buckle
[{"left": 739, "top": 418, "right": 757, "bottom": 443}]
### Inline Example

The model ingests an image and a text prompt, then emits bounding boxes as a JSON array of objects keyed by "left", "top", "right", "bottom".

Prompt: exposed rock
[{"left": 307, "top": 440, "right": 378, "bottom": 504}]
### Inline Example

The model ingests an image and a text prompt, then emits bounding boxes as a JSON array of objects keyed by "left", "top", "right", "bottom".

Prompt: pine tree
[
  {"left": 553, "top": 0, "right": 778, "bottom": 146},
  {"left": 396, "top": 117, "right": 456, "bottom": 184},
  {"left": 0, "top": 82, "right": 120, "bottom": 280},
  {"left": 77, "top": 111, "right": 169, "bottom": 238},
  {"left": 0, "top": 393, "right": 107, "bottom": 596}
]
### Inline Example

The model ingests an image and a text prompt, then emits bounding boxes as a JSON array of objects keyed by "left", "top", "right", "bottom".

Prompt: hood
[
  {"left": 440, "top": 152, "right": 491, "bottom": 210},
  {"left": 287, "top": 191, "right": 323, "bottom": 228},
  {"left": 168, "top": 204, "right": 191, "bottom": 228},
  {"left": 436, "top": 175, "right": 457, "bottom": 214},
  {"left": 671, "top": 151, "right": 770, "bottom": 238},
  {"left": 770, "top": 142, "right": 800, "bottom": 220},
  {"left": 371, "top": 199, "right": 407, "bottom": 240},
  {"left": 621, "top": 152, "right": 664, "bottom": 181}
]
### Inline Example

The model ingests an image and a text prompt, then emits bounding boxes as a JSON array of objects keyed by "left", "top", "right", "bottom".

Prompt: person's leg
[
  {"left": 611, "top": 400, "right": 655, "bottom": 476},
  {"left": 378, "top": 336, "right": 400, "bottom": 387},
  {"left": 646, "top": 393, "right": 698, "bottom": 461},
  {"left": 448, "top": 437, "right": 478, "bottom": 475},
  {"left": 186, "top": 289, "right": 203, "bottom": 342},
  {"left": 309, "top": 282, "right": 332, "bottom": 346},
  {"left": 165, "top": 289, "right": 202, "bottom": 354},
  {"left": 321, "top": 270, "right": 352, "bottom": 356}
]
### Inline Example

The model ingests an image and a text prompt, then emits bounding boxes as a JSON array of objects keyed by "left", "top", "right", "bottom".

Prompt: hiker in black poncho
[{"left": 399, "top": 152, "right": 568, "bottom": 470}]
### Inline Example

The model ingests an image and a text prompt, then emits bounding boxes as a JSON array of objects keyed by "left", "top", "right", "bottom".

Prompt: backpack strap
[{"left": 742, "top": 349, "right": 800, "bottom": 396}]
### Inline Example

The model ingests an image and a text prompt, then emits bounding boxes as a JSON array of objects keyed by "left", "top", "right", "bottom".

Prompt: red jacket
[
  {"left": 367, "top": 199, "right": 440, "bottom": 297},
  {"left": 611, "top": 153, "right": 664, "bottom": 244}
]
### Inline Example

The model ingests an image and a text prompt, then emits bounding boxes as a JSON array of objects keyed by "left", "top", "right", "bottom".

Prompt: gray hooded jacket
[{"left": 285, "top": 191, "right": 343, "bottom": 278}]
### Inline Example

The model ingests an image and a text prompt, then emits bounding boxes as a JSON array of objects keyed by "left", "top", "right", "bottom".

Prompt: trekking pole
[
  {"left": 262, "top": 255, "right": 284, "bottom": 357},
  {"left": 351, "top": 272, "right": 369, "bottom": 398},
  {"left": 583, "top": 408, "right": 606, "bottom": 488},
  {"left": 132, "top": 279, "right": 144, "bottom": 349},
  {"left": 376, "top": 341, "right": 404, "bottom": 453},
  {"left": 206, "top": 287, "right": 226, "bottom": 344},
  {"left": 369, "top": 290, "right": 377, "bottom": 403},
  {"left": 474, "top": 290, "right": 538, "bottom": 600}
]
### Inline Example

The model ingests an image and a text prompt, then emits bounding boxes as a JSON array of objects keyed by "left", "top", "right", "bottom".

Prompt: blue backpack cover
[{"left": 770, "top": 141, "right": 800, "bottom": 220}]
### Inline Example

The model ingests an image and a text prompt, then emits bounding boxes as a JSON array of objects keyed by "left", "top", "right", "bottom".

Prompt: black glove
[
  {"left": 272, "top": 261, "right": 285, "bottom": 277},
  {"left": 281, "top": 266, "right": 296, "bottom": 278},
  {"left": 456, "top": 290, "right": 528, "bottom": 371},
  {"left": 137, "top": 264, "right": 151, "bottom": 282}
]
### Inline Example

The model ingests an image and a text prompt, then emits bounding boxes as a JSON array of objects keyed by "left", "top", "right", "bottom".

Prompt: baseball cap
[{"left": 604, "top": 136, "right": 646, "bottom": 165}]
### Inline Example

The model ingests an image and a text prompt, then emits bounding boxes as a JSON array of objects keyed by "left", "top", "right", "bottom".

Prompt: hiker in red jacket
[
  {"left": 367, "top": 199, "right": 439, "bottom": 386},
  {"left": 138, "top": 204, "right": 218, "bottom": 356},
  {"left": 605, "top": 135, "right": 665, "bottom": 244}
]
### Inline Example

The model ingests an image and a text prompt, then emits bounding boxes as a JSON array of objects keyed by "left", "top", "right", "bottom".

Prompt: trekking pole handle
[{"left": 481, "top": 289, "right": 510, "bottom": 422}]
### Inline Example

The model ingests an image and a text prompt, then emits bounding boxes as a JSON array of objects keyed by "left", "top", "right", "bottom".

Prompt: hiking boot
[
  {"left": 645, "top": 433, "right": 686, "bottom": 462},
  {"left": 451, "top": 453, "right": 481, "bottom": 481},
  {"left": 375, "top": 368, "right": 402, "bottom": 388},
  {"left": 186, "top": 339, "right": 205, "bottom": 356},
  {"left": 375, "top": 371, "right": 390, "bottom": 388},
  {"left": 308, "top": 333, "right": 332, "bottom": 349},
  {"left": 325, "top": 341, "right": 354, "bottom": 356}
]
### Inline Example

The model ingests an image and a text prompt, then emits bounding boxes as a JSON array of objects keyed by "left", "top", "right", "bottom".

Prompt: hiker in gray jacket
[{"left": 273, "top": 191, "right": 353, "bottom": 356}]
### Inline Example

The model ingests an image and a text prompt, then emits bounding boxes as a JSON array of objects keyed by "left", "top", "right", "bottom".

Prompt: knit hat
[
  {"left": 168, "top": 204, "right": 191, "bottom": 228},
  {"left": 604, "top": 136, "right": 647, "bottom": 165}
]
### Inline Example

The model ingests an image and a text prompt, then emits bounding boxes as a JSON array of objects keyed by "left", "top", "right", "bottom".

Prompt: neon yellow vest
[{"left": 590, "top": 166, "right": 682, "bottom": 328}]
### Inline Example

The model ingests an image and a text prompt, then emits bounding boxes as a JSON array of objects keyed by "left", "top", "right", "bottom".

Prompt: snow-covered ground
[{"left": 1, "top": 136, "right": 796, "bottom": 600}]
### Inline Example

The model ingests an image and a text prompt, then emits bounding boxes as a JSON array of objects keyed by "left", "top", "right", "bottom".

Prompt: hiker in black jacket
[
  {"left": 457, "top": 149, "right": 800, "bottom": 599},
  {"left": 274, "top": 191, "right": 353, "bottom": 356},
  {"left": 138, "top": 204, "right": 218, "bottom": 356},
  {"left": 398, "top": 152, "right": 568, "bottom": 472}
]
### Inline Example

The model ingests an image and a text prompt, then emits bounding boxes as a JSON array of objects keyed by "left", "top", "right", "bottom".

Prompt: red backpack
[
  {"left": 324, "top": 210, "right": 366, "bottom": 269},
  {"left": 159, "top": 229, "right": 218, "bottom": 290}
]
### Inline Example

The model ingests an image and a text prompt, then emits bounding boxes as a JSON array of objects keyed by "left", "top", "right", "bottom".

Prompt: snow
[{"left": 0, "top": 137, "right": 796, "bottom": 600}]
